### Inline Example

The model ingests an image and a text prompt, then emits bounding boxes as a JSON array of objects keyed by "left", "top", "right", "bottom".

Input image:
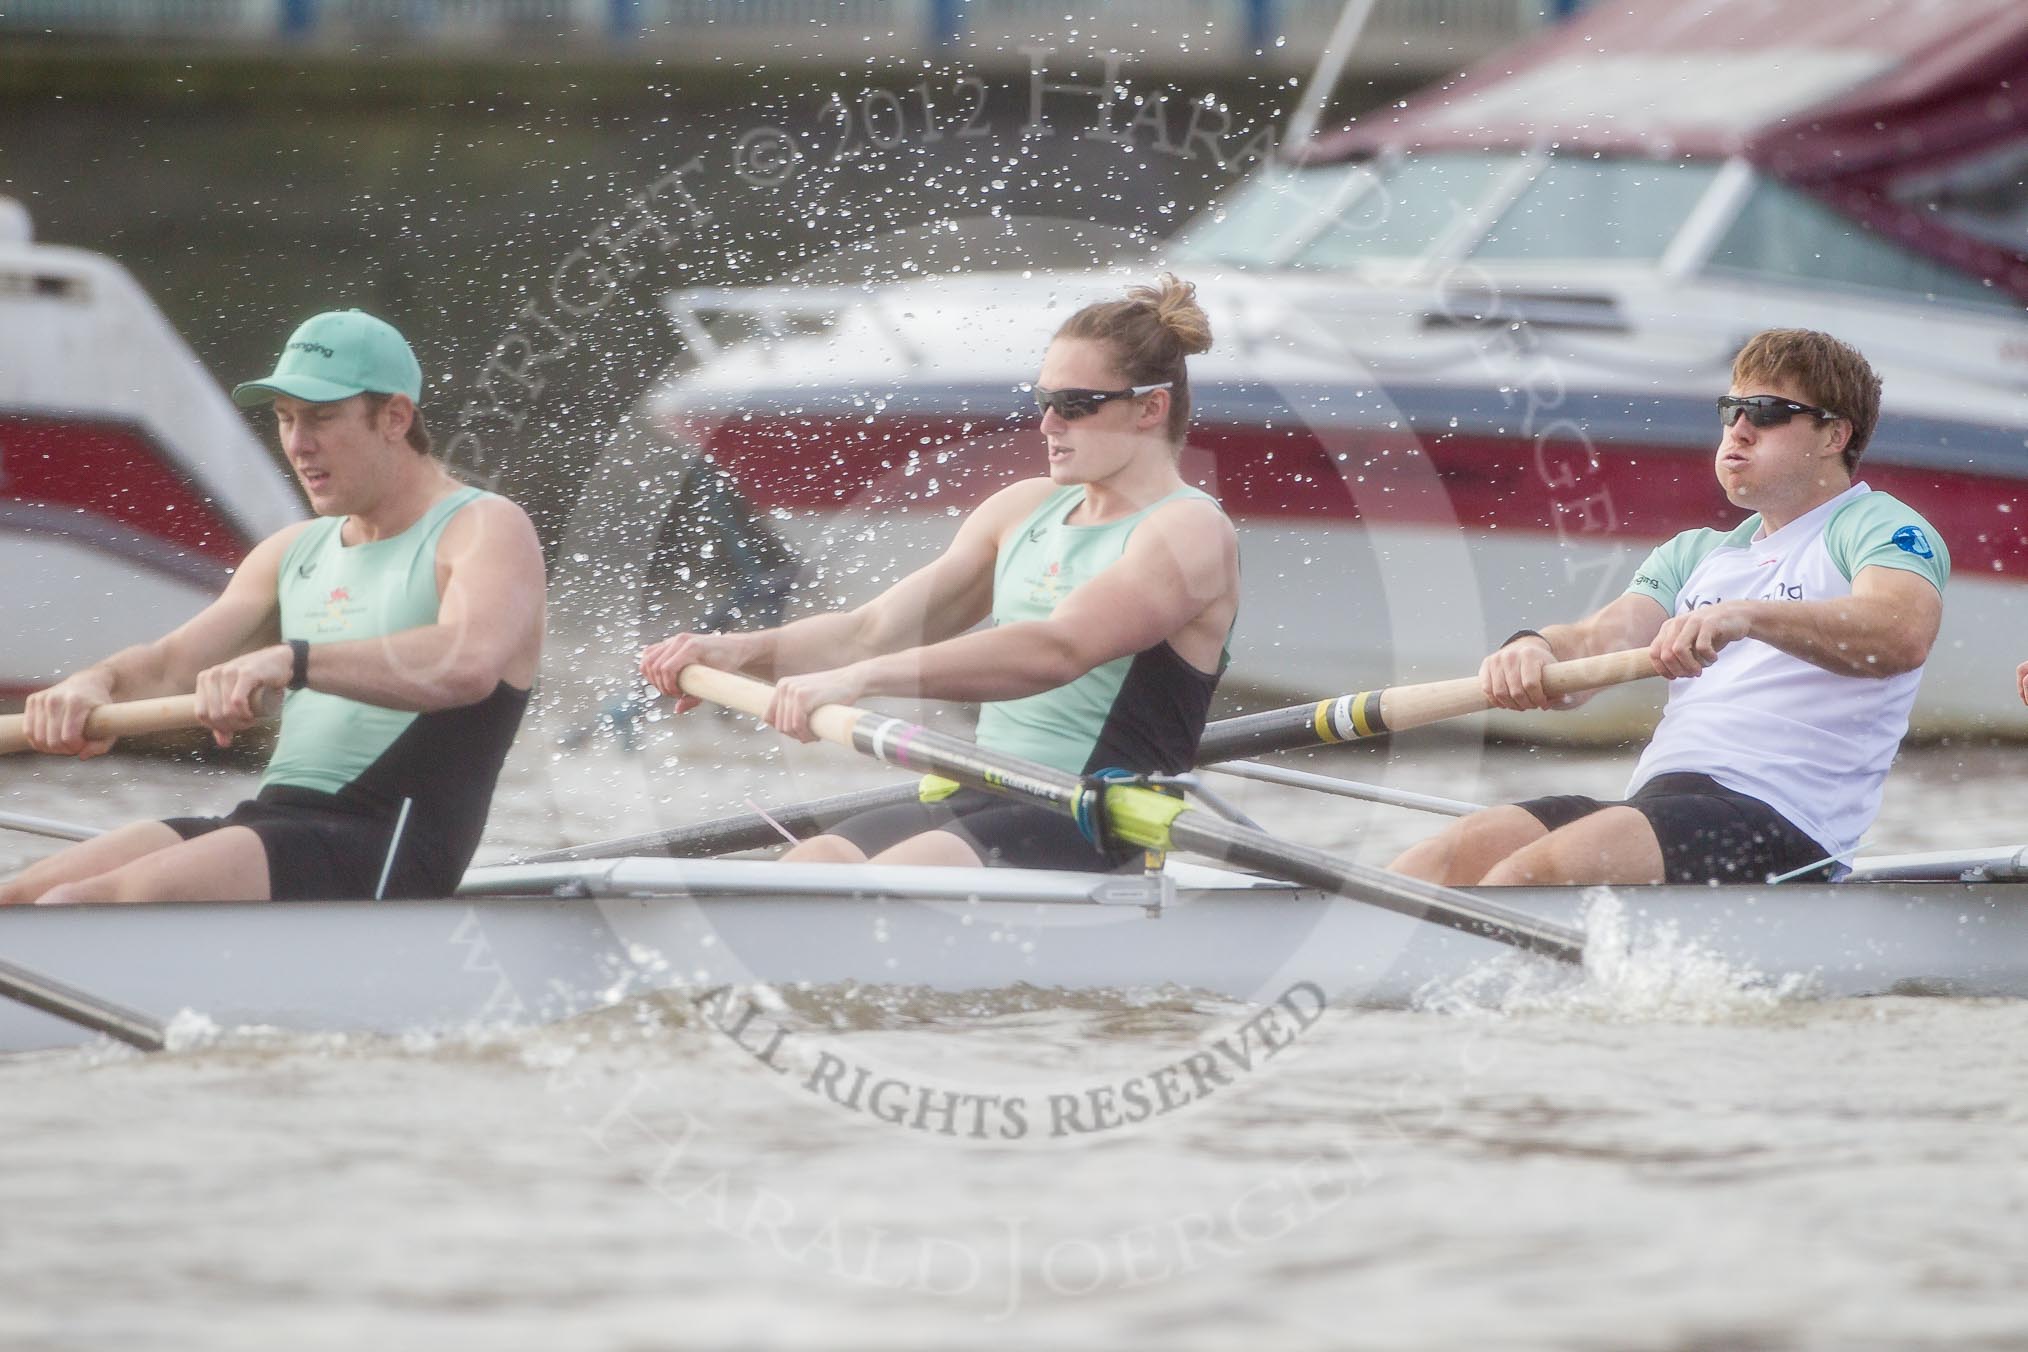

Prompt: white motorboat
[
  {"left": 635, "top": 0, "right": 2028, "bottom": 738},
  {"left": 0, "top": 199, "right": 303, "bottom": 700}
]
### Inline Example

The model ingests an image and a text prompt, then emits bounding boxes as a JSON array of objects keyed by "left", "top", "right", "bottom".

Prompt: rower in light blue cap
[
  {"left": 232, "top": 309, "right": 423, "bottom": 407},
  {"left": 2, "top": 304, "right": 544, "bottom": 911}
]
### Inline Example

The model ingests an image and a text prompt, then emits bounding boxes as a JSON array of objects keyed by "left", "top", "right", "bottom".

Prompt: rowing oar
[
  {"left": 1208, "top": 763, "right": 1482, "bottom": 818},
  {"left": 515, "top": 783, "right": 930, "bottom": 865},
  {"left": 529, "top": 648, "right": 1657, "bottom": 864},
  {"left": 674, "top": 664, "right": 1586, "bottom": 963},
  {"left": 525, "top": 766, "right": 1478, "bottom": 866},
  {"left": 0, "top": 695, "right": 203, "bottom": 756},
  {"left": 1195, "top": 648, "right": 1660, "bottom": 761},
  {"left": 0, "top": 957, "right": 166, "bottom": 1052},
  {"left": 0, "top": 810, "right": 104, "bottom": 843}
]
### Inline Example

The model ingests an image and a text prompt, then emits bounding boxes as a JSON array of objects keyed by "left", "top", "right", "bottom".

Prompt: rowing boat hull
[{"left": 4, "top": 861, "right": 2026, "bottom": 1053}]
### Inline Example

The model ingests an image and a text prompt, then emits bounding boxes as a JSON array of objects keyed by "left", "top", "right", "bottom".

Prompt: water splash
[
  {"left": 1416, "top": 886, "right": 1817, "bottom": 1023},
  {"left": 163, "top": 1008, "right": 222, "bottom": 1052}
]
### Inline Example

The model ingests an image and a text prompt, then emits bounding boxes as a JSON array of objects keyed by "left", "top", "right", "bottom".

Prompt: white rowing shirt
[{"left": 1623, "top": 482, "right": 1949, "bottom": 863}]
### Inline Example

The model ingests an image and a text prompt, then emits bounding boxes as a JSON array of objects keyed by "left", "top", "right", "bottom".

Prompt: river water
[{"left": 2, "top": 712, "right": 2024, "bottom": 1350}]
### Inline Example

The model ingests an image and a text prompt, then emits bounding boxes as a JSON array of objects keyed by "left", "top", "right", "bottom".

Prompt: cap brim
[{"left": 231, "top": 373, "right": 367, "bottom": 407}]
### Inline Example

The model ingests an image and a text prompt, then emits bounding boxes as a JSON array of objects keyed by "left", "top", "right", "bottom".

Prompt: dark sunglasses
[
  {"left": 1717, "top": 395, "right": 1841, "bottom": 429},
  {"left": 1032, "top": 381, "right": 1173, "bottom": 420}
]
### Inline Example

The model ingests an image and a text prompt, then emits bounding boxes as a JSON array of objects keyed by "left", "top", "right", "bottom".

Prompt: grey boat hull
[{"left": 4, "top": 859, "right": 2027, "bottom": 1054}]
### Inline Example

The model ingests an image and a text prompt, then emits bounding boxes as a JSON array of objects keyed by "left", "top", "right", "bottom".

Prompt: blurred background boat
[
  {"left": 0, "top": 200, "right": 303, "bottom": 701},
  {"left": 639, "top": 0, "right": 2028, "bottom": 738}
]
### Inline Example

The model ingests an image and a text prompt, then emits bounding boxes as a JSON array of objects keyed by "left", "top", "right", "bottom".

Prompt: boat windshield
[
  {"left": 1293, "top": 154, "right": 1512, "bottom": 268},
  {"left": 1177, "top": 152, "right": 1718, "bottom": 269},
  {"left": 1910, "top": 143, "right": 2028, "bottom": 256},
  {"left": 1469, "top": 158, "right": 1719, "bottom": 261},
  {"left": 1704, "top": 176, "right": 2009, "bottom": 311},
  {"left": 1175, "top": 153, "right": 1513, "bottom": 268},
  {"left": 1169, "top": 160, "right": 1369, "bottom": 267},
  {"left": 1177, "top": 150, "right": 2012, "bottom": 310}
]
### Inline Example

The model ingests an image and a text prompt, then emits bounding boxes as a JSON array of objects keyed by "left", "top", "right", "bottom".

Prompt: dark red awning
[{"left": 1301, "top": 0, "right": 2028, "bottom": 300}]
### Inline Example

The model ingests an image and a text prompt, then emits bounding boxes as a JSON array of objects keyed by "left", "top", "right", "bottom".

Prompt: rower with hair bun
[{"left": 643, "top": 274, "right": 1240, "bottom": 871}]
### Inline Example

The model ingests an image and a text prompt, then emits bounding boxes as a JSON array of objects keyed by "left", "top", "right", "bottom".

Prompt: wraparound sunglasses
[
  {"left": 1032, "top": 381, "right": 1174, "bottom": 420},
  {"left": 1718, "top": 394, "right": 1842, "bottom": 429}
]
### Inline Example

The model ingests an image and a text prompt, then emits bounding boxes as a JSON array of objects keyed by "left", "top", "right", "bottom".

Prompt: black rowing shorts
[
  {"left": 163, "top": 786, "right": 442, "bottom": 901},
  {"left": 823, "top": 787, "right": 1142, "bottom": 872},
  {"left": 1514, "top": 772, "right": 1835, "bottom": 885}
]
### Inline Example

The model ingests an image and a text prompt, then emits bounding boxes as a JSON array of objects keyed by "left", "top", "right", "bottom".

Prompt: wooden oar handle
[
  {"left": 0, "top": 695, "right": 203, "bottom": 756},
  {"left": 1376, "top": 647, "right": 1660, "bottom": 734},
  {"left": 1541, "top": 647, "right": 1660, "bottom": 698},
  {"left": 673, "top": 647, "right": 1659, "bottom": 766},
  {"left": 675, "top": 665, "right": 865, "bottom": 748}
]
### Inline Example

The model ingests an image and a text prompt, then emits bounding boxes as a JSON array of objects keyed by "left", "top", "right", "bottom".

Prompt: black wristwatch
[
  {"left": 1501, "top": 629, "right": 1551, "bottom": 650},
  {"left": 287, "top": 639, "right": 311, "bottom": 691}
]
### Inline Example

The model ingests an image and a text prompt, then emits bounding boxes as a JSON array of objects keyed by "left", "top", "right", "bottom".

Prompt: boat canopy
[
  {"left": 1173, "top": 150, "right": 2012, "bottom": 315},
  {"left": 1270, "top": 0, "right": 2028, "bottom": 304}
]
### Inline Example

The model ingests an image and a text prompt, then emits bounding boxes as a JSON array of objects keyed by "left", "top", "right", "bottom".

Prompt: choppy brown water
[{"left": 3, "top": 709, "right": 2025, "bottom": 1349}]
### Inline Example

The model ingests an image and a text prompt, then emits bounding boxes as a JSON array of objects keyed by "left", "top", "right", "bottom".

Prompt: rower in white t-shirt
[{"left": 1392, "top": 329, "right": 1948, "bottom": 887}]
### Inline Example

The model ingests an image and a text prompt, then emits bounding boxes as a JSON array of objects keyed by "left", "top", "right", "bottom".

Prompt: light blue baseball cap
[{"left": 232, "top": 309, "right": 423, "bottom": 407}]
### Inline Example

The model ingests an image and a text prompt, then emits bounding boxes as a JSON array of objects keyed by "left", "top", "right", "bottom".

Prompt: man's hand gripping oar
[
  {"left": 0, "top": 696, "right": 207, "bottom": 757},
  {"left": 1196, "top": 648, "right": 1660, "bottom": 760},
  {"left": 1, "top": 677, "right": 288, "bottom": 758}
]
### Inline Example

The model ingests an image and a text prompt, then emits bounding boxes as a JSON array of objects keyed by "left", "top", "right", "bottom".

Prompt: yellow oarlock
[
  {"left": 918, "top": 773, "right": 1188, "bottom": 852},
  {"left": 917, "top": 774, "right": 962, "bottom": 803},
  {"left": 1095, "top": 781, "right": 1190, "bottom": 852}
]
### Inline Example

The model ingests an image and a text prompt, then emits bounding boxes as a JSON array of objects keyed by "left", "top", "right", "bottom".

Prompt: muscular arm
[
  {"left": 743, "top": 504, "right": 1006, "bottom": 676},
  {"left": 861, "top": 498, "right": 1234, "bottom": 699},
  {"left": 309, "top": 495, "right": 546, "bottom": 704},
  {"left": 1483, "top": 591, "right": 1669, "bottom": 710},
  {"left": 21, "top": 523, "right": 307, "bottom": 755},
  {"left": 1650, "top": 565, "right": 1940, "bottom": 680},
  {"left": 641, "top": 479, "right": 1053, "bottom": 695},
  {"left": 765, "top": 498, "right": 1238, "bottom": 736},
  {"left": 197, "top": 496, "right": 546, "bottom": 739}
]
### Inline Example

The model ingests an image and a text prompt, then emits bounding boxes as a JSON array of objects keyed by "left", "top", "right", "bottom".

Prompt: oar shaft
[
  {"left": 1206, "top": 762, "right": 1481, "bottom": 818},
  {"left": 1195, "top": 648, "right": 1659, "bottom": 760},
  {"left": 1165, "top": 812, "right": 1584, "bottom": 962},
  {"left": 514, "top": 783, "right": 921, "bottom": 864},
  {"left": 0, "top": 696, "right": 202, "bottom": 756},
  {"left": 0, "top": 811, "right": 105, "bottom": 843},
  {"left": 675, "top": 664, "right": 1586, "bottom": 962},
  {"left": 678, "top": 665, "right": 1089, "bottom": 817},
  {"left": 0, "top": 957, "right": 166, "bottom": 1052}
]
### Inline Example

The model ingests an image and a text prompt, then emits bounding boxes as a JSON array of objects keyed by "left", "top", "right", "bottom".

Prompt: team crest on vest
[
  {"left": 316, "top": 585, "right": 367, "bottom": 634},
  {"left": 1026, "top": 560, "right": 1071, "bottom": 606}
]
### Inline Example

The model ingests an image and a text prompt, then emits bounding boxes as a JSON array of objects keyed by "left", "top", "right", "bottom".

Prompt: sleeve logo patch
[{"left": 1891, "top": 525, "right": 1935, "bottom": 559}]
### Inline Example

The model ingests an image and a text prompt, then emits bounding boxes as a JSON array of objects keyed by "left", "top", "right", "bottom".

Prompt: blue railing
[{"left": 2, "top": 0, "right": 1553, "bottom": 65}]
